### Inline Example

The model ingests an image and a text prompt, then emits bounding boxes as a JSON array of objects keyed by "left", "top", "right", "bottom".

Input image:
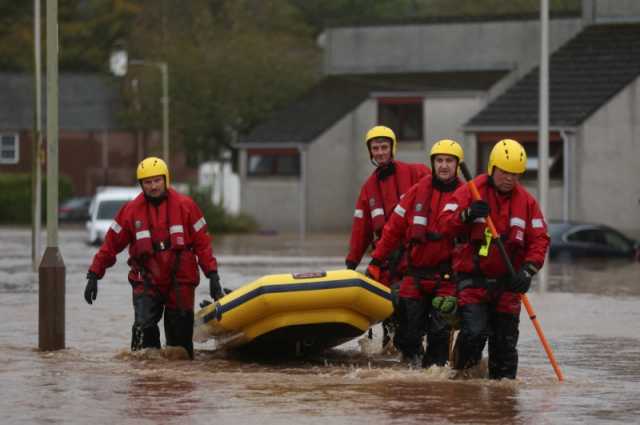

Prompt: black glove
[
  {"left": 208, "top": 271, "right": 224, "bottom": 301},
  {"left": 84, "top": 272, "right": 98, "bottom": 305},
  {"left": 345, "top": 260, "right": 358, "bottom": 270},
  {"left": 461, "top": 200, "right": 490, "bottom": 224},
  {"left": 511, "top": 262, "right": 538, "bottom": 293}
]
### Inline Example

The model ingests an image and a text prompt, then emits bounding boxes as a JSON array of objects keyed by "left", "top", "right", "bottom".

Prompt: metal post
[
  {"left": 160, "top": 62, "right": 170, "bottom": 164},
  {"left": 39, "top": 0, "right": 65, "bottom": 351},
  {"left": 561, "top": 130, "right": 570, "bottom": 221},
  {"left": 127, "top": 60, "right": 169, "bottom": 164},
  {"left": 32, "top": 0, "right": 43, "bottom": 272},
  {"left": 299, "top": 146, "right": 307, "bottom": 241},
  {"left": 538, "top": 0, "right": 550, "bottom": 291}
]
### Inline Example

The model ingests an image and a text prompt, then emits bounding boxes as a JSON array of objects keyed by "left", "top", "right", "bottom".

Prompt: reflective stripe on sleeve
[
  {"left": 136, "top": 230, "right": 151, "bottom": 240},
  {"left": 393, "top": 205, "right": 406, "bottom": 217},
  {"left": 510, "top": 217, "right": 526, "bottom": 229},
  {"left": 193, "top": 217, "right": 206, "bottom": 232},
  {"left": 110, "top": 221, "right": 122, "bottom": 234},
  {"left": 371, "top": 208, "right": 384, "bottom": 218},
  {"left": 532, "top": 218, "right": 544, "bottom": 228},
  {"left": 354, "top": 209, "right": 364, "bottom": 219},
  {"left": 443, "top": 203, "right": 458, "bottom": 212},
  {"left": 413, "top": 216, "right": 427, "bottom": 226},
  {"left": 169, "top": 225, "right": 184, "bottom": 234},
  {"left": 473, "top": 218, "right": 486, "bottom": 223}
]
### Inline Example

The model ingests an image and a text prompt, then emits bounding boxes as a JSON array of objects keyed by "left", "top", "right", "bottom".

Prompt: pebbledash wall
[{"left": 573, "top": 75, "right": 640, "bottom": 236}]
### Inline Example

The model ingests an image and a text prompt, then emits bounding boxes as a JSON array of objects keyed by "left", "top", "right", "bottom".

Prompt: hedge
[{"left": 0, "top": 173, "right": 73, "bottom": 224}]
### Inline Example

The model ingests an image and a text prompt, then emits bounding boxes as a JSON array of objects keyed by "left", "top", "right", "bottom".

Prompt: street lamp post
[{"left": 110, "top": 50, "right": 170, "bottom": 164}]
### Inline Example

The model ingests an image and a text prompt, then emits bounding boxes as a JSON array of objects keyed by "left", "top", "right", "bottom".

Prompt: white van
[{"left": 86, "top": 186, "right": 141, "bottom": 245}]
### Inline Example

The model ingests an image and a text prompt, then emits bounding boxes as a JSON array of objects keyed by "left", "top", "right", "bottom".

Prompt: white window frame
[{"left": 0, "top": 133, "right": 19, "bottom": 164}]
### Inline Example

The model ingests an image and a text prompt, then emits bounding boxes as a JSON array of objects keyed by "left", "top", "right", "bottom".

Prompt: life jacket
[
  {"left": 362, "top": 161, "right": 421, "bottom": 234},
  {"left": 408, "top": 175, "right": 462, "bottom": 242},
  {"left": 469, "top": 175, "right": 529, "bottom": 251},
  {"left": 129, "top": 188, "right": 186, "bottom": 260}
]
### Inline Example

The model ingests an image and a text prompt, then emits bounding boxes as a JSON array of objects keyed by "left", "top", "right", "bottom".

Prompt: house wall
[
  {"left": 0, "top": 129, "right": 197, "bottom": 197},
  {"left": 590, "top": 0, "right": 640, "bottom": 21},
  {"left": 424, "top": 95, "right": 486, "bottom": 157},
  {"left": 307, "top": 106, "right": 369, "bottom": 232},
  {"left": 238, "top": 149, "right": 302, "bottom": 233},
  {"left": 575, "top": 75, "right": 640, "bottom": 237},
  {"left": 520, "top": 181, "right": 566, "bottom": 221},
  {"left": 324, "top": 18, "right": 583, "bottom": 77}
]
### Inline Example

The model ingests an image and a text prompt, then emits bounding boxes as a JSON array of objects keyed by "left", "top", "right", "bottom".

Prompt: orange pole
[{"left": 460, "top": 162, "right": 563, "bottom": 381}]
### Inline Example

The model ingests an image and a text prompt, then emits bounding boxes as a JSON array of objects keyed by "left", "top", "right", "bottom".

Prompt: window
[
  {"left": 567, "top": 229, "right": 606, "bottom": 245},
  {"left": 377, "top": 98, "right": 423, "bottom": 142},
  {"left": 602, "top": 229, "right": 633, "bottom": 252},
  {"left": 97, "top": 200, "right": 128, "bottom": 220},
  {"left": 567, "top": 227, "right": 633, "bottom": 253},
  {"left": 247, "top": 148, "right": 300, "bottom": 177},
  {"left": 476, "top": 133, "right": 563, "bottom": 180},
  {"left": 0, "top": 134, "right": 19, "bottom": 164}
]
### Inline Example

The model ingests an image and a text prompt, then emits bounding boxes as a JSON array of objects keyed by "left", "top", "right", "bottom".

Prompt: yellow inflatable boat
[{"left": 194, "top": 269, "right": 393, "bottom": 356}]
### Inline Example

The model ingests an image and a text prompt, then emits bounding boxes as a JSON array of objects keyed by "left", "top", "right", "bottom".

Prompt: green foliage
[
  {"left": 190, "top": 188, "right": 258, "bottom": 234},
  {"left": 121, "top": 0, "right": 321, "bottom": 166},
  {"left": 0, "top": 173, "right": 73, "bottom": 224},
  {"left": 0, "top": 0, "right": 141, "bottom": 72}
]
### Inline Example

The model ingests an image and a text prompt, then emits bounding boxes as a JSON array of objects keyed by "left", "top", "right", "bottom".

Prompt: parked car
[
  {"left": 59, "top": 196, "right": 92, "bottom": 222},
  {"left": 86, "top": 187, "right": 140, "bottom": 245},
  {"left": 548, "top": 220, "right": 640, "bottom": 261}
]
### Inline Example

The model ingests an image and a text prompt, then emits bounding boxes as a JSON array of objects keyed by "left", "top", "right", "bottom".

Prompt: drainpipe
[
  {"left": 298, "top": 145, "right": 307, "bottom": 241},
  {"left": 560, "top": 130, "right": 571, "bottom": 221}
]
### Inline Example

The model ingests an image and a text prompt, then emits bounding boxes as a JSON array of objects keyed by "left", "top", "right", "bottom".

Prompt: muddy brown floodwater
[{"left": 1, "top": 227, "right": 640, "bottom": 424}]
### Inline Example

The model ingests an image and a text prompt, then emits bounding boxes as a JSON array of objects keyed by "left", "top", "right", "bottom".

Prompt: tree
[
  {"left": 123, "top": 0, "right": 321, "bottom": 165},
  {"left": 0, "top": 0, "right": 141, "bottom": 72}
]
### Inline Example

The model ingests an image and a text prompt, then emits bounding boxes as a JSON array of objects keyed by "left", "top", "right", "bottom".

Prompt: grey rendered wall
[
  {"left": 306, "top": 109, "right": 367, "bottom": 232},
  {"left": 324, "top": 18, "right": 583, "bottom": 76},
  {"left": 520, "top": 181, "right": 565, "bottom": 221},
  {"left": 238, "top": 149, "right": 301, "bottom": 233},
  {"left": 424, "top": 95, "right": 486, "bottom": 155},
  {"left": 591, "top": 0, "right": 640, "bottom": 21},
  {"left": 575, "top": 76, "right": 640, "bottom": 236}
]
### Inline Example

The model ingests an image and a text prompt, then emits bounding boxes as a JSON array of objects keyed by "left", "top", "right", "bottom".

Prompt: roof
[
  {"left": 239, "top": 71, "right": 507, "bottom": 145},
  {"left": 0, "top": 73, "right": 123, "bottom": 131},
  {"left": 466, "top": 23, "right": 640, "bottom": 129}
]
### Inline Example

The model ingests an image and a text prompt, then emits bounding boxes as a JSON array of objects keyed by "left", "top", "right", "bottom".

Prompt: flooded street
[{"left": 2, "top": 226, "right": 640, "bottom": 424}]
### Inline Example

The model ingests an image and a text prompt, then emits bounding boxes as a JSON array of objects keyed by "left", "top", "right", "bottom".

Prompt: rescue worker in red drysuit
[
  {"left": 345, "top": 125, "right": 429, "bottom": 276},
  {"left": 345, "top": 125, "right": 429, "bottom": 348},
  {"left": 437, "top": 139, "right": 549, "bottom": 379},
  {"left": 368, "top": 139, "right": 464, "bottom": 368},
  {"left": 83, "top": 157, "right": 224, "bottom": 359}
]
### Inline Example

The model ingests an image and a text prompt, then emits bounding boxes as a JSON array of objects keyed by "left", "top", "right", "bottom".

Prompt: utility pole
[
  {"left": 110, "top": 51, "right": 170, "bottom": 164},
  {"left": 538, "top": 0, "right": 550, "bottom": 291},
  {"left": 32, "top": 0, "right": 43, "bottom": 271},
  {"left": 39, "top": 0, "right": 65, "bottom": 351},
  {"left": 160, "top": 62, "right": 170, "bottom": 164}
]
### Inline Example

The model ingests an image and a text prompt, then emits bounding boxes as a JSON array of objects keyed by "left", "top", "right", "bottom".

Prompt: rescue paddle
[{"left": 458, "top": 161, "right": 564, "bottom": 382}]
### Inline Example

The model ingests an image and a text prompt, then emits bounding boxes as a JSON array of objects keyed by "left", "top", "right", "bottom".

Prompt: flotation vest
[
  {"left": 468, "top": 175, "right": 529, "bottom": 251},
  {"left": 129, "top": 188, "right": 186, "bottom": 260},
  {"left": 362, "top": 161, "right": 422, "bottom": 234}
]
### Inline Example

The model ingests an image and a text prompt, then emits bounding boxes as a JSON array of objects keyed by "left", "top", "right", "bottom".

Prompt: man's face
[
  {"left": 492, "top": 167, "right": 521, "bottom": 193},
  {"left": 369, "top": 138, "right": 392, "bottom": 165},
  {"left": 433, "top": 154, "right": 458, "bottom": 182},
  {"left": 141, "top": 175, "right": 166, "bottom": 198}
]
